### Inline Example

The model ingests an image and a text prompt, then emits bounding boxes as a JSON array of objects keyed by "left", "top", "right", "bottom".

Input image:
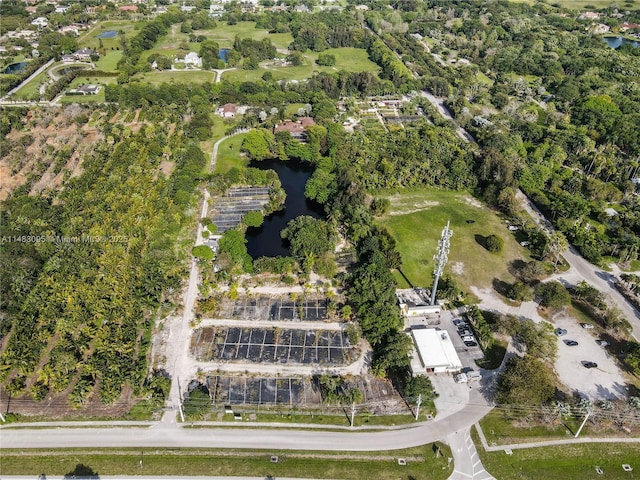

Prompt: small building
[
  {"left": 209, "top": 4, "right": 224, "bottom": 16},
  {"left": 410, "top": 328, "right": 462, "bottom": 375},
  {"left": 217, "top": 103, "right": 237, "bottom": 118},
  {"left": 119, "top": 5, "right": 138, "bottom": 12},
  {"left": 59, "top": 25, "right": 79, "bottom": 36},
  {"left": 183, "top": 51, "right": 202, "bottom": 68},
  {"left": 397, "top": 288, "right": 441, "bottom": 318},
  {"left": 55, "top": 5, "right": 70, "bottom": 13},
  {"left": 181, "top": 5, "right": 197, "bottom": 12}
]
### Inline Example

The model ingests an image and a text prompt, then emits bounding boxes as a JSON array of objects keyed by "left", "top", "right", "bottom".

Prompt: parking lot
[
  {"left": 438, "top": 310, "right": 485, "bottom": 371},
  {"left": 552, "top": 313, "right": 628, "bottom": 400}
]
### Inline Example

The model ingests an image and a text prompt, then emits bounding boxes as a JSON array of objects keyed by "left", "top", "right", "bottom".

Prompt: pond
[
  {"left": 96, "top": 30, "right": 118, "bottom": 39},
  {"left": 219, "top": 48, "right": 231, "bottom": 61},
  {"left": 3, "top": 61, "right": 27, "bottom": 74},
  {"left": 246, "top": 158, "right": 325, "bottom": 259},
  {"left": 604, "top": 36, "right": 640, "bottom": 49}
]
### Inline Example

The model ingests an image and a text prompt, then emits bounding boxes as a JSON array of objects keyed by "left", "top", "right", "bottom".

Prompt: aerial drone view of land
[{"left": 1, "top": 0, "right": 640, "bottom": 478}]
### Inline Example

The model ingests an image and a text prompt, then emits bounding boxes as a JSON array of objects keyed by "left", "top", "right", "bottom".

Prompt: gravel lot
[
  {"left": 471, "top": 287, "right": 629, "bottom": 401},
  {"left": 552, "top": 312, "right": 627, "bottom": 400}
]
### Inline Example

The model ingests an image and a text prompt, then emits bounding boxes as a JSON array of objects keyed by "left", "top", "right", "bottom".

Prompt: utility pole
[
  {"left": 350, "top": 402, "right": 356, "bottom": 428},
  {"left": 575, "top": 409, "right": 592, "bottom": 438},
  {"left": 431, "top": 221, "right": 453, "bottom": 306},
  {"left": 415, "top": 394, "right": 422, "bottom": 420}
]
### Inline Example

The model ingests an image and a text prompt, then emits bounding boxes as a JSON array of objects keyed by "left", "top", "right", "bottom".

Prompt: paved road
[
  {"left": 516, "top": 190, "right": 640, "bottom": 340},
  {"left": 1, "top": 58, "right": 55, "bottom": 100},
  {"left": 447, "top": 429, "right": 495, "bottom": 480},
  {"left": 1, "top": 402, "right": 492, "bottom": 450}
]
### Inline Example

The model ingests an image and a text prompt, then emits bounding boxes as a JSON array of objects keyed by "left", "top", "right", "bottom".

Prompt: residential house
[
  {"left": 55, "top": 5, "right": 70, "bottom": 13},
  {"left": 274, "top": 117, "right": 316, "bottom": 141},
  {"left": 119, "top": 5, "right": 138, "bottom": 12},
  {"left": 217, "top": 103, "right": 237, "bottom": 118},
  {"left": 73, "top": 48, "right": 96, "bottom": 61},
  {"left": 31, "top": 17, "right": 49, "bottom": 27},
  {"left": 68, "top": 84, "right": 101, "bottom": 95},
  {"left": 183, "top": 51, "right": 202, "bottom": 68}
]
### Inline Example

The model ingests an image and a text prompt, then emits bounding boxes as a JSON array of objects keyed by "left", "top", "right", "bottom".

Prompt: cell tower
[{"left": 430, "top": 221, "right": 453, "bottom": 306}]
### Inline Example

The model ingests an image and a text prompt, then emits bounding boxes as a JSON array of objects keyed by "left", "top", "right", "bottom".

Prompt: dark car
[
  {"left": 583, "top": 361, "right": 598, "bottom": 369},
  {"left": 555, "top": 328, "right": 568, "bottom": 336},
  {"left": 464, "top": 341, "right": 478, "bottom": 347},
  {"left": 564, "top": 340, "right": 579, "bottom": 346},
  {"left": 453, "top": 319, "right": 466, "bottom": 326},
  {"left": 458, "top": 330, "right": 473, "bottom": 337},
  {"left": 596, "top": 339, "right": 610, "bottom": 347}
]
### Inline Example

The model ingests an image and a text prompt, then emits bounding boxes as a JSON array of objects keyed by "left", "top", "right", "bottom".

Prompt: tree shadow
[
  {"left": 63, "top": 464, "right": 99, "bottom": 479},
  {"left": 474, "top": 234, "right": 488, "bottom": 249},
  {"left": 508, "top": 259, "right": 527, "bottom": 278},
  {"left": 492, "top": 278, "right": 511, "bottom": 297},
  {"left": 396, "top": 268, "right": 414, "bottom": 288}
]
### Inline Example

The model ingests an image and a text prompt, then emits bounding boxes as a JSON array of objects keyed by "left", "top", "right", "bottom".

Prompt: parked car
[
  {"left": 581, "top": 323, "right": 594, "bottom": 329},
  {"left": 458, "top": 330, "right": 473, "bottom": 337},
  {"left": 555, "top": 328, "right": 568, "bottom": 336},
  {"left": 564, "top": 340, "right": 579, "bottom": 346},
  {"left": 464, "top": 341, "right": 478, "bottom": 347},
  {"left": 461, "top": 335, "right": 475, "bottom": 342},
  {"left": 453, "top": 319, "right": 466, "bottom": 326},
  {"left": 583, "top": 361, "right": 598, "bottom": 369},
  {"left": 596, "top": 339, "right": 610, "bottom": 347}
]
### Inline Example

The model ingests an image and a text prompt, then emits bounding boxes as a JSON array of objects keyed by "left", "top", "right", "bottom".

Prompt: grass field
[
  {"left": 472, "top": 427, "right": 640, "bottom": 479},
  {"left": 223, "top": 47, "right": 378, "bottom": 83},
  {"left": 95, "top": 50, "right": 123, "bottom": 71},
  {"left": 0, "top": 444, "right": 453, "bottom": 479},
  {"left": 198, "top": 21, "right": 275, "bottom": 47},
  {"left": 214, "top": 133, "right": 249, "bottom": 174},
  {"left": 133, "top": 70, "right": 216, "bottom": 85},
  {"left": 14, "top": 69, "right": 48, "bottom": 99},
  {"left": 378, "top": 189, "right": 530, "bottom": 294},
  {"left": 79, "top": 20, "right": 139, "bottom": 50}
]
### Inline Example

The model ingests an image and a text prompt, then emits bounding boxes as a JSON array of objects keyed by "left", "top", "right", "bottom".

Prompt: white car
[
  {"left": 461, "top": 335, "right": 475, "bottom": 342},
  {"left": 581, "top": 323, "right": 594, "bottom": 329}
]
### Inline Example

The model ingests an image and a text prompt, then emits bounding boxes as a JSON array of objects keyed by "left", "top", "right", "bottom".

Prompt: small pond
[
  {"left": 604, "top": 36, "right": 640, "bottom": 49},
  {"left": 246, "top": 159, "right": 325, "bottom": 259},
  {"left": 219, "top": 48, "right": 231, "bottom": 61},
  {"left": 96, "top": 30, "right": 118, "bottom": 39},
  {"left": 3, "top": 62, "right": 27, "bottom": 74}
]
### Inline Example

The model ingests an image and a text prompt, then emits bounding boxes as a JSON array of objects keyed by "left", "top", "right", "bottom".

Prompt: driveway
[{"left": 552, "top": 313, "right": 628, "bottom": 400}]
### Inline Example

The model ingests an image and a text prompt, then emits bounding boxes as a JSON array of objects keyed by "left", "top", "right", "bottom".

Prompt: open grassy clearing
[
  {"left": 95, "top": 50, "right": 123, "bottom": 71},
  {"left": 13, "top": 70, "right": 48, "bottom": 99},
  {"left": 0, "top": 444, "right": 453, "bottom": 479},
  {"left": 378, "top": 189, "right": 529, "bottom": 294},
  {"left": 472, "top": 427, "right": 640, "bottom": 480},
  {"left": 223, "top": 48, "right": 378, "bottom": 83},
  {"left": 198, "top": 21, "right": 273, "bottom": 47},
  {"left": 214, "top": 133, "right": 249, "bottom": 174},
  {"left": 133, "top": 70, "right": 216, "bottom": 85},
  {"left": 78, "top": 21, "right": 139, "bottom": 50}
]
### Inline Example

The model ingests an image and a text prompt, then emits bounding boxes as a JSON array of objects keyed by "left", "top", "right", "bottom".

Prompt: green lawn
[
  {"left": 378, "top": 188, "right": 530, "bottom": 294},
  {"left": 95, "top": 50, "right": 123, "bottom": 71},
  {"left": 197, "top": 21, "right": 272, "bottom": 47},
  {"left": 133, "top": 70, "right": 216, "bottom": 85},
  {"left": 0, "top": 444, "right": 453, "bottom": 479},
  {"left": 78, "top": 20, "right": 139, "bottom": 50},
  {"left": 473, "top": 427, "right": 640, "bottom": 480},
  {"left": 223, "top": 48, "right": 378, "bottom": 83},
  {"left": 14, "top": 69, "right": 48, "bottom": 100},
  {"left": 214, "top": 133, "right": 249, "bottom": 174}
]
